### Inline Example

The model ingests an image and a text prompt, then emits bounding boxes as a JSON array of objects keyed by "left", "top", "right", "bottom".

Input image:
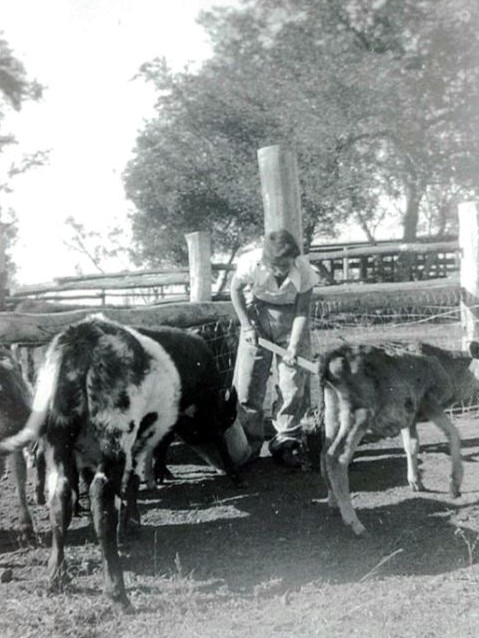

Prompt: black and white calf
[
  {"left": 0, "top": 315, "right": 238, "bottom": 608},
  {"left": 0, "top": 348, "right": 34, "bottom": 538}
]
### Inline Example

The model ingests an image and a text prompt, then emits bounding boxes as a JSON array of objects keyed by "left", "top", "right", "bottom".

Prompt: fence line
[
  {"left": 4, "top": 237, "right": 460, "bottom": 309},
  {"left": 11, "top": 301, "right": 476, "bottom": 417}
]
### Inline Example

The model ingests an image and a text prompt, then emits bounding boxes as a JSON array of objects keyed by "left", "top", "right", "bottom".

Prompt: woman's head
[{"left": 262, "top": 230, "right": 300, "bottom": 276}]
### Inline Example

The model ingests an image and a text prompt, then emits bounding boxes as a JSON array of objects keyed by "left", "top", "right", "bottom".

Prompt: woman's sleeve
[
  {"left": 233, "top": 253, "right": 255, "bottom": 285},
  {"left": 298, "top": 257, "right": 320, "bottom": 292}
]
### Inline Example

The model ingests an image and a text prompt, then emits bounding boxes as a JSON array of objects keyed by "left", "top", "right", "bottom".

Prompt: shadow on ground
[{"left": 1, "top": 425, "right": 479, "bottom": 599}]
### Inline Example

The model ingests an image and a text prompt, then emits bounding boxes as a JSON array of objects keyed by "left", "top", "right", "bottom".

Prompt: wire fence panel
[
  {"left": 191, "top": 302, "right": 466, "bottom": 394},
  {"left": 11, "top": 292, "right": 477, "bottom": 416},
  {"left": 188, "top": 318, "right": 240, "bottom": 391},
  {"left": 311, "top": 308, "right": 463, "bottom": 354},
  {"left": 189, "top": 300, "right": 477, "bottom": 418}
]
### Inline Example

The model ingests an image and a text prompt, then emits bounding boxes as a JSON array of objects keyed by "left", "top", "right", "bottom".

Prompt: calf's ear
[
  {"left": 223, "top": 386, "right": 238, "bottom": 405},
  {"left": 469, "top": 341, "right": 479, "bottom": 359}
]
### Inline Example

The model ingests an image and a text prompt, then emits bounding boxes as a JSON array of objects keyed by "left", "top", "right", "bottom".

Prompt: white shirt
[{"left": 232, "top": 248, "right": 319, "bottom": 305}]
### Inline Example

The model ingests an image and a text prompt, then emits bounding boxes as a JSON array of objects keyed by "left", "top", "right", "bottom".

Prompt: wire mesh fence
[
  {"left": 310, "top": 306, "right": 464, "bottom": 354},
  {"left": 11, "top": 289, "right": 477, "bottom": 417},
  {"left": 189, "top": 297, "right": 478, "bottom": 418},
  {"left": 189, "top": 318, "right": 239, "bottom": 391},
  {"left": 191, "top": 302, "right": 466, "bottom": 389}
]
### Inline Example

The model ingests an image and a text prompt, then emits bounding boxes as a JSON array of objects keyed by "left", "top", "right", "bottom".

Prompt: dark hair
[{"left": 262, "top": 230, "right": 301, "bottom": 265}]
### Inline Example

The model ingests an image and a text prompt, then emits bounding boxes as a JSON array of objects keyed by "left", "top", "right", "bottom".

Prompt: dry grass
[{"left": 2, "top": 561, "right": 479, "bottom": 638}]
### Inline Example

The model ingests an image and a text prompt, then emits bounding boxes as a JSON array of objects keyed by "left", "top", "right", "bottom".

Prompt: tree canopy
[
  {"left": 0, "top": 35, "right": 44, "bottom": 277},
  {"left": 124, "top": 0, "right": 479, "bottom": 265},
  {"left": 0, "top": 35, "right": 42, "bottom": 153}
]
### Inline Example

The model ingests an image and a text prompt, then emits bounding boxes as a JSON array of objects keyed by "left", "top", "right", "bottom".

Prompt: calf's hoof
[
  {"left": 449, "top": 482, "right": 461, "bottom": 499},
  {"left": 107, "top": 590, "right": 133, "bottom": 613},
  {"left": 19, "top": 524, "right": 36, "bottom": 545},
  {"left": 350, "top": 520, "right": 367, "bottom": 537},
  {"left": 155, "top": 467, "right": 176, "bottom": 484},
  {"left": 409, "top": 479, "right": 426, "bottom": 492},
  {"left": 48, "top": 568, "right": 71, "bottom": 593}
]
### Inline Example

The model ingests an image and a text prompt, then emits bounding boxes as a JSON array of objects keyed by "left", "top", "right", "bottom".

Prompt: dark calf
[
  {"left": 0, "top": 348, "right": 34, "bottom": 538},
  {"left": 137, "top": 326, "right": 238, "bottom": 490},
  {"left": 147, "top": 388, "right": 238, "bottom": 487}
]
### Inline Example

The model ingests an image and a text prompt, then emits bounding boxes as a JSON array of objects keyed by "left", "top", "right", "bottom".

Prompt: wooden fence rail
[
  {"left": 0, "top": 277, "right": 462, "bottom": 346},
  {"left": 0, "top": 301, "right": 238, "bottom": 346},
  {"left": 309, "top": 239, "right": 460, "bottom": 284},
  {"left": 5, "top": 239, "right": 459, "bottom": 309}
]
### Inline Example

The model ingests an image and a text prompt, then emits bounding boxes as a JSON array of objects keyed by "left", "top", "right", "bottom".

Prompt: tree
[
  {"left": 124, "top": 0, "right": 479, "bottom": 264},
  {"left": 63, "top": 217, "right": 132, "bottom": 274},
  {"left": 0, "top": 35, "right": 44, "bottom": 279}
]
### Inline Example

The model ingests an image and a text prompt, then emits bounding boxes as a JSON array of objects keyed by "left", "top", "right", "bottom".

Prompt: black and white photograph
[{"left": 0, "top": 1, "right": 478, "bottom": 636}]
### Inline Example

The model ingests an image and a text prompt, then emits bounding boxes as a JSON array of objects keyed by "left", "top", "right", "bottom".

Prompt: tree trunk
[
  {"left": 355, "top": 209, "right": 377, "bottom": 245},
  {"left": 402, "top": 182, "right": 422, "bottom": 241},
  {"left": 215, "top": 245, "right": 240, "bottom": 296}
]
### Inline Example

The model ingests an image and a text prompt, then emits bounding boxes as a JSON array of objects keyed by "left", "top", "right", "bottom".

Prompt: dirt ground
[{"left": 1, "top": 416, "right": 479, "bottom": 638}]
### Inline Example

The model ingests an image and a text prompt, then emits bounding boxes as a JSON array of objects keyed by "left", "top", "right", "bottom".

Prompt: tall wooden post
[
  {"left": 256, "top": 145, "right": 310, "bottom": 419},
  {"left": 0, "top": 222, "right": 8, "bottom": 311},
  {"left": 458, "top": 201, "right": 479, "bottom": 348},
  {"left": 257, "top": 145, "right": 303, "bottom": 251},
  {"left": 185, "top": 231, "right": 212, "bottom": 302}
]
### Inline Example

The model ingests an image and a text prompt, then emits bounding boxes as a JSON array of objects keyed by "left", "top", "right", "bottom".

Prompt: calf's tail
[{"left": 0, "top": 339, "right": 63, "bottom": 454}]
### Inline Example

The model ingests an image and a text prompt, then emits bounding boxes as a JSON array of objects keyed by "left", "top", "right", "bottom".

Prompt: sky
[{"left": 1, "top": 0, "right": 227, "bottom": 285}]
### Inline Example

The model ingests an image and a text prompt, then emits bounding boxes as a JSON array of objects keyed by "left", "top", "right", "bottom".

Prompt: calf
[
  {"left": 138, "top": 325, "right": 238, "bottom": 489},
  {"left": 316, "top": 342, "right": 476, "bottom": 536},
  {"left": 0, "top": 315, "right": 239, "bottom": 608},
  {"left": 396, "top": 341, "right": 479, "bottom": 492},
  {"left": 0, "top": 348, "right": 34, "bottom": 538}
]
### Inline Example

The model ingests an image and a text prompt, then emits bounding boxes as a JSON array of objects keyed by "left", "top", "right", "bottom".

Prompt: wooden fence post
[
  {"left": 458, "top": 201, "right": 479, "bottom": 348},
  {"left": 0, "top": 222, "right": 9, "bottom": 311},
  {"left": 342, "top": 247, "right": 350, "bottom": 281},
  {"left": 257, "top": 145, "right": 303, "bottom": 251},
  {"left": 185, "top": 231, "right": 212, "bottom": 302}
]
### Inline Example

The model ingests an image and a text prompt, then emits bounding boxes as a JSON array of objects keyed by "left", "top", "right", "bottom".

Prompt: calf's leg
[
  {"left": 401, "top": 423, "right": 425, "bottom": 492},
  {"left": 324, "top": 394, "right": 369, "bottom": 536},
  {"left": 89, "top": 467, "right": 130, "bottom": 608},
  {"left": 426, "top": 403, "right": 463, "bottom": 497},
  {"left": 9, "top": 451, "right": 34, "bottom": 538},
  {"left": 212, "top": 431, "right": 242, "bottom": 485},
  {"left": 151, "top": 429, "right": 176, "bottom": 486},
  {"left": 45, "top": 443, "right": 76, "bottom": 590},
  {"left": 118, "top": 471, "right": 141, "bottom": 541},
  {"left": 34, "top": 443, "right": 47, "bottom": 505},
  {"left": 320, "top": 386, "right": 339, "bottom": 509}
]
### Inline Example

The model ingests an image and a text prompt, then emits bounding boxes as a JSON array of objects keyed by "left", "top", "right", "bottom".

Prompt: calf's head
[
  {"left": 184, "top": 386, "right": 239, "bottom": 474},
  {"left": 218, "top": 386, "right": 238, "bottom": 432}
]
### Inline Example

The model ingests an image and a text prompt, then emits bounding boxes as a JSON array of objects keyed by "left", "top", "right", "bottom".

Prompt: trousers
[{"left": 232, "top": 299, "right": 310, "bottom": 459}]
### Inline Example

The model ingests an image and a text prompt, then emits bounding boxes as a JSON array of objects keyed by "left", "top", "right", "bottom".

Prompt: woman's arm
[
  {"left": 230, "top": 276, "right": 258, "bottom": 345},
  {"left": 284, "top": 288, "right": 313, "bottom": 364}
]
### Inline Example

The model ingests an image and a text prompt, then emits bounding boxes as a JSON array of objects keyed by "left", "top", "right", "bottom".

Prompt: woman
[{"left": 230, "top": 229, "right": 319, "bottom": 468}]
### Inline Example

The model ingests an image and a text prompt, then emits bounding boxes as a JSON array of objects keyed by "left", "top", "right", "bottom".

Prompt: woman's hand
[{"left": 282, "top": 345, "right": 298, "bottom": 367}]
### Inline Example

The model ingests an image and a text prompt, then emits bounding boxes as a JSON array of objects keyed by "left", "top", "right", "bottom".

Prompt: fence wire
[
  {"left": 12, "top": 293, "right": 477, "bottom": 415},
  {"left": 192, "top": 301, "right": 478, "bottom": 417},
  {"left": 194, "top": 303, "right": 466, "bottom": 390}
]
